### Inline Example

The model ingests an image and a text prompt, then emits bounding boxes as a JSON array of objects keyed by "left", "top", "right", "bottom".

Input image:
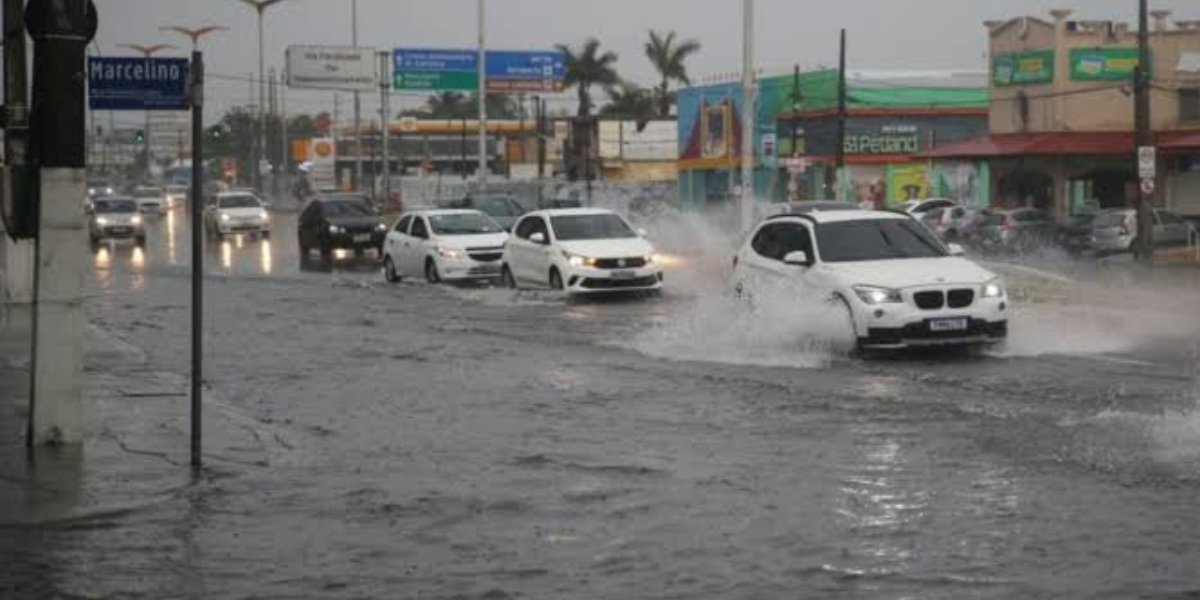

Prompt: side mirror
[
  {"left": 530, "top": 232, "right": 547, "bottom": 244},
  {"left": 783, "top": 250, "right": 811, "bottom": 266},
  {"left": 947, "top": 243, "right": 966, "bottom": 256}
]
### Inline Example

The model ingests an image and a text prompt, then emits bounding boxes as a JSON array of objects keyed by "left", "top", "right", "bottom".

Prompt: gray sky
[{"left": 93, "top": 0, "right": 1198, "bottom": 125}]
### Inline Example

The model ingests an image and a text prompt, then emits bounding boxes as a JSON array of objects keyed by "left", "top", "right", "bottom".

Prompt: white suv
[
  {"left": 382, "top": 209, "right": 509, "bottom": 284},
  {"left": 502, "top": 208, "right": 663, "bottom": 295},
  {"left": 732, "top": 209, "right": 1008, "bottom": 350}
]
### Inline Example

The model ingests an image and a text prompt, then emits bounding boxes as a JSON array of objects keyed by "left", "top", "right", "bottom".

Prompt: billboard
[
  {"left": 1070, "top": 48, "right": 1149, "bottom": 81},
  {"left": 88, "top": 57, "right": 190, "bottom": 111},
  {"left": 992, "top": 50, "right": 1054, "bottom": 86},
  {"left": 286, "top": 46, "right": 378, "bottom": 91}
]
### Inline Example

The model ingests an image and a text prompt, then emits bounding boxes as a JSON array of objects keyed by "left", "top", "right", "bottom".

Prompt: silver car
[{"left": 1091, "top": 208, "right": 1194, "bottom": 256}]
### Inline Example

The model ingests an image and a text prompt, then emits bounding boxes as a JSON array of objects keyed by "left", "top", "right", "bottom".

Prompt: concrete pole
[
  {"left": 739, "top": 0, "right": 756, "bottom": 231},
  {"left": 379, "top": 51, "right": 391, "bottom": 206},
  {"left": 280, "top": 75, "right": 288, "bottom": 202},
  {"left": 2, "top": 0, "right": 33, "bottom": 304},
  {"left": 1134, "top": 0, "right": 1154, "bottom": 262},
  {"left": 257, "top": 7, "right": 266, "bottom": 193},
  {"left": 27, "top": 0, "right": 93, "bottom": 446},
  {"left": 477, "top": 0, "right": 488, "bottom": 189},
  {"left": 352, "top": 0, "right": 363, "bottom": 193}
]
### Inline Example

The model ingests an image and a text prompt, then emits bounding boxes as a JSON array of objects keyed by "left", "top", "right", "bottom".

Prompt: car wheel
[
  {"left": 502, "top": 265, "right": 518, "bottom": 289},
  {"left": 548, "top": 268, "right": 564, "bottom": 291},
  {"left": 833, "top": 295, "right": 862, "bottom": 356},
  {"left": 425, "top": 258, "right": 441, "bottom": 284},
  {"left": 384, "top": 256, "right": 402, "bottom": 283}
]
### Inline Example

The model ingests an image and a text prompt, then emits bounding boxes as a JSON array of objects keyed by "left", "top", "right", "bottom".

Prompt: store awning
[{"left": 916, "top": 130, "right": 1200, "bottom": 159}]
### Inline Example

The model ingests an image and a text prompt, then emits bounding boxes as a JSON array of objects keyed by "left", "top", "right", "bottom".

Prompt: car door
[
  {"left": 386, "top": 215, "right": 413, "bottom": 265},
  {"left": 402, "top": 216, "right": 431, "bottom": 276},
  {"left": 740, "top": 220, "right": 816, "bottom": 296},
  {"left": 508, "top": 216, "right": 537, "bottom": 283},
  {"left": 1156, "top": 211, "right": 1188, "bottom": 246},
  {"left": 298, "top": 203, "right": 319, "bottom": 248},
  {"left": 510, "top": 216, "right": 550, "bottom": 285}
]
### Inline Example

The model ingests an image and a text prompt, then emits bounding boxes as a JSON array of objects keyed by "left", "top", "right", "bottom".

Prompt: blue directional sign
[
  {"left": 392, "top": 48, "right": 565, "bottom": 92},
  {"left": 88, "top": 57, "right": 190, "bottom": 111}
]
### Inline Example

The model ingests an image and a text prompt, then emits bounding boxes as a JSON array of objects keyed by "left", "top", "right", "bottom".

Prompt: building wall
[{"left": 989, "top": 14, "right": 1200, "bottom": 134}]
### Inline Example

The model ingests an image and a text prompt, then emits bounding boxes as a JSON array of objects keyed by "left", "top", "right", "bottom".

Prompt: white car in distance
[
  {"left": 205, "top": 192, "right": 271, "bottom": 239},
  {"left": 732, "top": 209, "right": 1008, "bottom": 350},
  {"left": 382, "top": 209, "right": 509, "bottom": 284},
  {"left": 501, "top": 208, "right": 663, "bottom": 296}
]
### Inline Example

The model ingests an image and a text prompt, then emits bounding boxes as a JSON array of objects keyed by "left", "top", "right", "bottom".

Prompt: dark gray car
[
  {"left": 449, "top": 194, "right": 527, "bottom": 232},
  {"left": 976, "top": 208, "right": 1056, "bottom": 254}
]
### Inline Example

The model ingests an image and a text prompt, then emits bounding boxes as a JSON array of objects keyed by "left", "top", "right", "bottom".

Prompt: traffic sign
[
  {"left": 1138, "top": 146, "right": 1156, "bottom": 179},
  {"left": 88, "top": 57, "right": 189, "bottom": 111},
  {"left": 484, "top": 50, "right": 565, "bottom": 92},
  {"left": 1140, "top": 177, "right": 1156, "bottom": 195},
  {"left": 392, "top": 48, "right": 564, "bottom": 92}
]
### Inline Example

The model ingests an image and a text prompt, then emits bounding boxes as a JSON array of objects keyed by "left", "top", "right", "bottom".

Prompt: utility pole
[
  {"left": 351, "top": 0, "right": 362, "bottom": 192},
  {"left": 1134, "top": 0, "right": 1154, "bottom": 263},
  {"left": 233, "top": 1, "right": 292, "bottom": 194},
  {"left": 188, "top": 49, "right": 204, "bottom": 468},
  {"left": 25, "top": 0, "right": 97, "bottom": 446},
  {"left": 268, "top": 68, "right": 278, "bottom": 198},
  {"left": 534, "top": 95, "right": 545, "bottom": 204},
  {"left": 477, "top": 0, "right": 488, "bottom": 189},
  {"left": 279, "top": 75, "right": 288, "bottom": 201},
  {"left": 378, "top": 51, "right": 392, "bottom": 207},
  {"left": 3, "top": 0, "right": 34, "bottom": 304},
  {"left": 739, "top": 0, "right": 756, "bottom": 231},
  {"left": 791, "top": 64, "right": 801, "bottom": 158},
  {"left": 835, "top": 29, "right": 848, "bottom": 202}
]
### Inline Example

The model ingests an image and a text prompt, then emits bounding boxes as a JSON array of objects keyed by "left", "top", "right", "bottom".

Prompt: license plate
[
  {"left": 611, "top": 270, "right": 636, "bottom": 280},
  {"left": 110, "top": 227, "right": 129, "bottom": 234},
  {"left": 352, "top": 234, "right": 371, "bottom": 243},
  {"left": 929, "top": 318, "right": 969, "bottom": 332}
]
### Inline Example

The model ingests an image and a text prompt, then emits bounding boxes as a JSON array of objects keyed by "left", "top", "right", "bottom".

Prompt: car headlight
[
  {"left": 376, "top": 223, "right": 387, "bottom": 232},
  {"left": 853, "top": 285, "right": 903, "bottom": 305},
  {"left": 982, "top": 278, "right": 1005, "bottom": 299},
  {"left": 259, "top": 210, "right": 270, "bottom": 221},
  {"left": 220, "top": 213, "right": 231, "bottom": 222},
  {"left": 329, "top": 225, "right": 343, "bottom": 234},
  {"left": 130, "top": 215, "right": 143, "bottom": 226},
  {"left": 96, "top": 217, "right": 109, "bottom": 226},
  {"left": 437, "top": 246, "right": 462, "bottom": 259},
  {"left": 562, "top": 251, "right": 597, "bottom": 267}
]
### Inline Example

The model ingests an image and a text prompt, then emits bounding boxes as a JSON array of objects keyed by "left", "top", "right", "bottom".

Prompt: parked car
[
  {"left": 204, "top": 192, "right": 271, "bottom": 239},
  {"left": 731, "top": 209, "right": 1007, "bottom": 351},
  {"left": 297, "top": 194, "right": 388, "bottom": 259},
  {"left": 132, "top": 186, "right": 165, "bottom": 215},
  {"left": 1055, "top": 213, "right": 1097, "bottom": 256},
  {"left": 88, "top": 197, "right": 146, "bottom": 248},
  {"left": 894, "top": 198, "right": 958, "bottom": 215},
  {"left": 920, "top": 205, "right": 985, "bottom": 245},
  {"left": 501, "top": 208, "right": 664, "bottom": 296},
  {"left": 975, "top": 208, "right": 1056, "bottom": 254},
  {"left": 447, "top": 193, "right": 527, "bottom": 231},
  {"left": 1091, "top": 208, "right": 1194, "bottom": 256},
  {"left": 381, "top": 209, "right": 509, "bottom": 284}
]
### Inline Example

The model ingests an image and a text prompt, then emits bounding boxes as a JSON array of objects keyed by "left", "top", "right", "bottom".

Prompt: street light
[
  {"left": 159, "top": 25, "right": 228, "bottom": 52},
  {"left": 119, "top": 43, "right": 179, "bottom": 178},
  {"left": 232, "top": 0, "right": 293, "bottom": 194}
]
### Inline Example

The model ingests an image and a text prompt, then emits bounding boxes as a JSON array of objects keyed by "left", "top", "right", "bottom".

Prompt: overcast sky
[{"left": 92, "top": 0, "right": 1198, "bottom": 125}]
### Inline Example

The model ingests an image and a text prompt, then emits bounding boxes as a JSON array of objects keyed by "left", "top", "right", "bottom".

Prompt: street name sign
[{"left": 88, "top": 57, "right": 189, "bottom": 111}]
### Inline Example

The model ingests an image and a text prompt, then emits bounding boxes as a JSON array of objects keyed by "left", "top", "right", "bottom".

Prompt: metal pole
[
  {"left": 3, "top": 0, "right": 35, "bottom": 311},
  {"left": 739, "top": 0, "right": 756, "bottom": 230},
  {"left": 352, "top": 0, "right": 362, "bottom": 192},
  {"left": 1134, "top": 0, "right": 1154, "bottom": 263},
  {"left": 477, "top": 0, "right": 487, "bottom": 188},
  {"left": 257, "top": 7, "right": 266, "bottom": 193},
  {"left": 835, "top": 29, "right": 847, "bottom": 202},
  {"left": 379, "top": 51, "right": 391, "bottom": 207},
  {"left": 269, "top": 68, "right": 278, "bottom": 199},
  {"left": 280, "top": 75, "right": 288, "bottom": 202},
  {"left": 460, "top": 114, "right": 467, "bottom": 180},
  {"left": 189, "top": 49, "right": 205, "bottom": 468}
]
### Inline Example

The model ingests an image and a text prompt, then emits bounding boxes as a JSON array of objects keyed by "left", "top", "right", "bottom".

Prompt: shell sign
[{"left": 314, "top": 140, "right": 334, "bottom": 158}]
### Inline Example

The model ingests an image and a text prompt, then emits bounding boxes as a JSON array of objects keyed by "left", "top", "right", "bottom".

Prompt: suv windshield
[
  {"left": 551, "top": 214, "right": 636, "bottom": 241},
  {"left": 323, "top": 200, "right": 375, "bottom": 217},
  {"left": 219, "top": 195, "right": 260, "bottom": 209},
  {"left": 474, "top": 197, "right": 521, "bottom": 218},
  {"left": 429, "top": 213, "right": 501, "bottom": 235},
  {"left": 93, "top": 199, "right": 138, "bottom": 213},
  {"left": 817, "top": 218, "right": 947, "bottom": 262}
]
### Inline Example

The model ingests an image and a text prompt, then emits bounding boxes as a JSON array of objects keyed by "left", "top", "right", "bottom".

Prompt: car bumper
[
  {"left": 563, "top": 265, "right": 664, "bottom": 294},
  {"left": 438, "top": 257, "right": 504, "bottom": 280},
  {"left": 851, "top": 295, "right": 1009, "bottom": 349},
  {"left": 1091, "top": 235, "right": 1132, "bottom": 254},
  {"left": 217, "top": 221, "right": 271, "bottom": 235},
  {"left": 92, "top": 226, "right": 145, "bottom": 240}
]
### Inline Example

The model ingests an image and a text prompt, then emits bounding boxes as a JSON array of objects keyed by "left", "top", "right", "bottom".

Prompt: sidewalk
[{"left": 0, "top": 304, "right": 269, "bottom": 527}]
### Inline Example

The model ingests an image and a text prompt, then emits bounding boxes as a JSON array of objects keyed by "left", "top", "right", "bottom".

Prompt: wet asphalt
[{"left": 3, "top": 206, "right": 1200, "bottom": 599}]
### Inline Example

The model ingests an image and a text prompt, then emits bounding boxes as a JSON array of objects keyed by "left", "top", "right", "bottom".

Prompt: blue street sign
[
  {"left": 88, "top": 57, "right": 190, "bottom": 111},
  {"left": 392, "top": 48, "right": 565, "bottom": 92},
  {"left": 485, "top": 50, "right": 565, "bottom": 91},
  {"left": 393, "top": 48, "right": 477, "bottom": 73}
]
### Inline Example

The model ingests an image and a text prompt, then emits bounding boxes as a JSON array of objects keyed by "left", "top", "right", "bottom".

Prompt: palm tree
[
  {"left": 601, "top": 83, "right": 655, "bottom": 123},
  {"left": 556, "top": 38, "right": 620, "bottom": 118},
  {"left": 645, "top": 30, "right": 701, "bottom": 117}
]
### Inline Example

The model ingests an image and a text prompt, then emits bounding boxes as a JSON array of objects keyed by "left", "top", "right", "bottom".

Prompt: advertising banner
[
  {"left": 1070, "top": 48, "right": 1148, "bottom": 81},
  {"left": 888, "top": 162, "right": 929, "bottom": 203},
  {"left": 992, "top": 50, "right": 1054, "bottom": 86}
]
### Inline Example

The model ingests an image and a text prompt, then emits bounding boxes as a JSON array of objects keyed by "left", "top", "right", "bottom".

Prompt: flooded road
[{"left": 4, "top": 205, "right": 1200, "bottom": 599}]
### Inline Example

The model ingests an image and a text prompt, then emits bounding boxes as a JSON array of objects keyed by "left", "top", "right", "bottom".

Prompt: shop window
[{"left": 1181, "top": 88, "right": 1200, "bottom": 122}]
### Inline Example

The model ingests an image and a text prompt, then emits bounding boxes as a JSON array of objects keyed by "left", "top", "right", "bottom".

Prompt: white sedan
[
  {"left": 501, "top": 208, "right": 663, "bottom": 295},
  {"left": 732, "top": 209, "right": 1008, "bottom": 350},
  {"left": 382, "top": 209, "right": 509, "bottom": 284}
]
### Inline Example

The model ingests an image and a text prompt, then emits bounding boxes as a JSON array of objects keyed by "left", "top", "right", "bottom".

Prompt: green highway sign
[{"left": 395, "top": 71, "right": 478, "bottom": 91}]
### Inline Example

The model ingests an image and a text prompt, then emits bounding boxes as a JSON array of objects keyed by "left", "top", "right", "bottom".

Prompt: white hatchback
[
  {"left": 732, "top": 210, "right": 1008, "bottom": 350},
  {"left": 382, "top": 209, "right": 509, "bottom": 284},
  {"left": 501, "top": 208, "right": 663, "bottom": 295}
]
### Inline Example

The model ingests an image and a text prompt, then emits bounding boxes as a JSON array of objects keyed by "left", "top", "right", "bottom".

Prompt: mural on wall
[
  {"left": 677, "top": 83, "right": 745, "bottom": 165},
  {"left": 888, "top": 163, "right": 930, "bottom": 203}
]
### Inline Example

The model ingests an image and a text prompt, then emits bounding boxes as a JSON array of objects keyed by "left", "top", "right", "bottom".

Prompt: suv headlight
[
  {"left": 982, "top": 278, "right": 1005, "bottom": 299},
  {"left": 853, "top": 285, "right": 903, "bottom": 305}
]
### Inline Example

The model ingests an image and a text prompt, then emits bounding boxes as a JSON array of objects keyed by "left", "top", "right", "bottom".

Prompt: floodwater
[{"left": 3, "top": 204, "right": 1200, "bottom": 599}]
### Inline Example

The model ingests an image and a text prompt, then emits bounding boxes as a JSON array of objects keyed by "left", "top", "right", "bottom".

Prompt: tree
[
  {"left": 556, "top": 38, "right": 620, "bottom": 117},
  {"left": 425, "top": 91, "right": 469, "bottom": 118},
  {"left": 645, "top": 30, "right": 701, "bottom": 117},
  {"left": 601, "top": 83, "right": 655, "bottom": 125}
]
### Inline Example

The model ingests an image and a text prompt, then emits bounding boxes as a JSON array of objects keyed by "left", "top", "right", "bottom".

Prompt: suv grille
[
  {"left": 913, "top": 291, "right": 945, "bottom": 310},
  {"left": 947, "top": 289, "right": 975, "bottom": 309}
]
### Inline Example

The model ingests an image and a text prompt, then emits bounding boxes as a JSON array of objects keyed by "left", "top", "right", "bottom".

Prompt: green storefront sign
[
  {"left": 1070, "top": 48, "right": 1149, "bottom": 81},
  {"left": 992, "top": 50, "right": 1054, "bottom": 86}
]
